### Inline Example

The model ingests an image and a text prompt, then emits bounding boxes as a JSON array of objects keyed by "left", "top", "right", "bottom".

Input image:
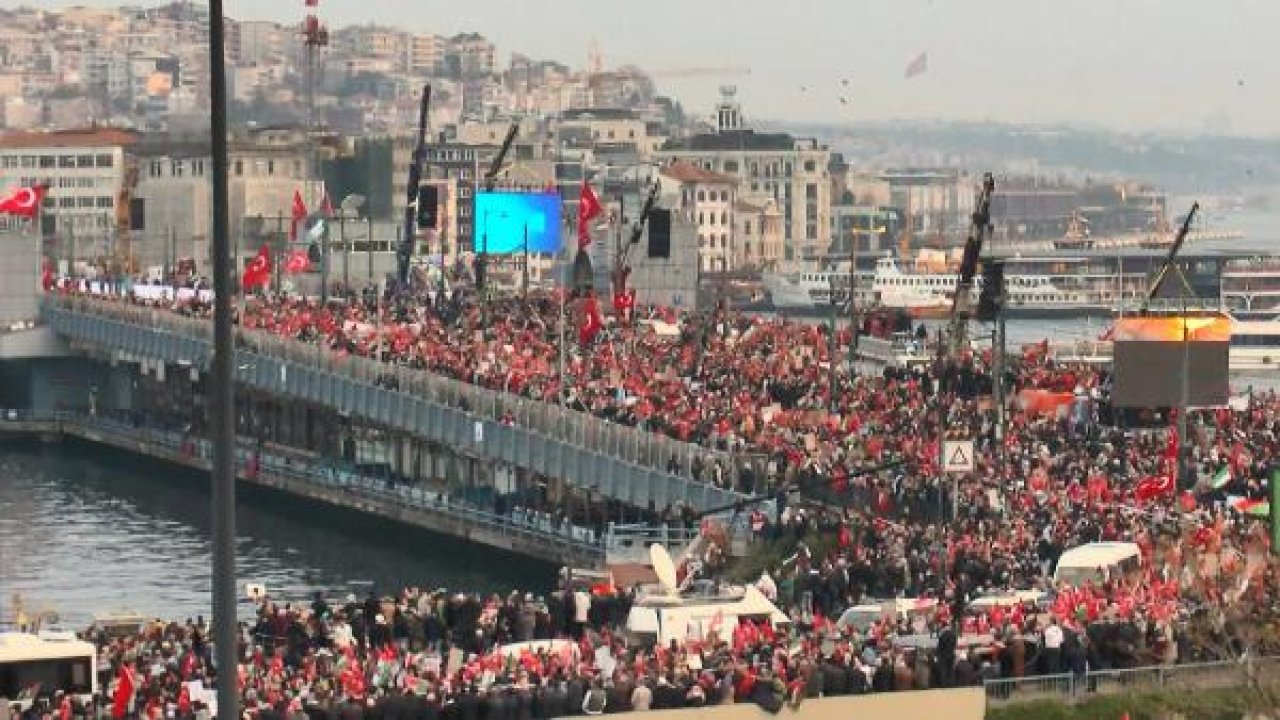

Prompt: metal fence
[
  {"left": 8, "top": 410, "right": 607, "bottom": 565},
  {"left": 983, "top": 657, "right": 1275, "bottom": 705},
  {"left": 43, "top": 295, "right": 751, "bottom": 491}
]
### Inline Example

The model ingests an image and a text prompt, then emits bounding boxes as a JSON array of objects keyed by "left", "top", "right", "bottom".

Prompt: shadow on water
[{"left": 0, "top": 438, "right": 557, "bottom": 624}]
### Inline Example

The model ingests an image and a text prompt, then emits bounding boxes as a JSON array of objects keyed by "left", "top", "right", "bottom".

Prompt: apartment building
[
  {"left": 0, "top": 128, "right": 137, "bottom": 247},
  {"left": 655, "top": 89, "right": 832, "bottom": 265},
  {"left": 659, "top": 161, "right": 736, "bottom": 273},
  {"left": 408, "top": 33, "right": 444, "bottom": 76},
  {"left": 734, "top": 199, "right": 783, "bottom": 271},
  {"left": 132, "top": 127, "right": 320, "bottom": 266}
]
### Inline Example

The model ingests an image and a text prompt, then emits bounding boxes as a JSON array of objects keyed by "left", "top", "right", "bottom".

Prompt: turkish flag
[
  {"left": 111, "top": 665, "right": 135, "bottom": 720},
  {"left": 612, "top": 288, "right": 635, "bottom": 322},
  {"left": 1134, "top": 474, "right": 1174, "bottom": 504},
  {"left": 241, "top": 245, "right": 272, "bottom": 290},
  {"left": 288, "top": 190, "right": 308, "bottom": 242},
  {"left": 284, "top": 249, "right": 311, "bottom": 274},
  {"left": 579, "top": 293, "right": 603, "bottom": 345},
  {"left": 578, "top": 181, "right": 603, "bottom": 251},
  {"left": 0, "top": 184, "right": 46, "bottom": 218},
  {"left": 320, "top": 190, "right": 335, "bottom": 218}
]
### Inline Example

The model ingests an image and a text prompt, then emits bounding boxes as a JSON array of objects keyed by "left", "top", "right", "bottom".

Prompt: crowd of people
[{"left": 26, "top": 277, "right": 1280, "bottom": 719}]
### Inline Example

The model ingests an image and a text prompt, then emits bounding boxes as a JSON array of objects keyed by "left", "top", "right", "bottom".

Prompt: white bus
[{"left": 0, "top": 633, "right": 98, "bottom": 710}]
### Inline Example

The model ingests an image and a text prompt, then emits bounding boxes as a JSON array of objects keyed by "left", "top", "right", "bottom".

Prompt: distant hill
[{"left": 768, "top": 120, "right": 1280, "bottom": 194}]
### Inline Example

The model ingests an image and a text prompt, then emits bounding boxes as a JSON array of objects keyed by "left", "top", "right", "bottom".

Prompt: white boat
[
  {"left": 1230, "top": 315, "right": 1280, "bottom": 372},
  {"left": 1221, "top": 257, "right": 1280, "bottom": 320},
  {"left": 764, "top": 256, "right": 1093, "bottom": 318}
]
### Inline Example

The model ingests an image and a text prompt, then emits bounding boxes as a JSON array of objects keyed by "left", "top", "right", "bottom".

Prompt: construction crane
[
  {"left": 942, "top": 173, "right": 995, "bottom": 360},
  {"left": 584, "top": 41, "right": 751, "bottom": 105},
  {"left": 612, "top": 181, "right": 660, "bottom": 296},
  {"left": 473, "top": 121, "right": 521, "bottom": 293},
  {"left": 1139, "top": 202, "right": 1199, "bottom": 312}
]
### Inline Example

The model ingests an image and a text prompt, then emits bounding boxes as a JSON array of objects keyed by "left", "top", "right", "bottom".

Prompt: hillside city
[{"left": 0, "top": 1, "right": 1193, "bottom": 292}]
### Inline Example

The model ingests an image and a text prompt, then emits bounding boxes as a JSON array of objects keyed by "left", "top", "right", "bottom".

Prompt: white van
[
  {"left": 0, "top": 633, "right": 98, "bottom": 711},
  {"left": 626, "top": 586, "right": 790, "bottom": 646},
  {"left": 1053, "top": 542, "right": 1142, "bottom": 586}
]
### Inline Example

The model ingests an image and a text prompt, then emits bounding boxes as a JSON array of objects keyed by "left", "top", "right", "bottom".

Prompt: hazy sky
[{"left": 13, "top": 0, "right": 1280, "bottom": 136}]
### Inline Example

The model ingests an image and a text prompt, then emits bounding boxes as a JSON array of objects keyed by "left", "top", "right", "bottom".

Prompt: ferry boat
[
  {"left": 763, "top": 248, "right": 1269, "bottom": 319},
  {"left": 764, "top": 256, "right": 1101, "bottom": 319},
  {"left": 1221, "top": 257, "right": 1280, "bottom": 320},
  {"left": 1230, "top": 315, "right": 1280, "bottom": 372}
]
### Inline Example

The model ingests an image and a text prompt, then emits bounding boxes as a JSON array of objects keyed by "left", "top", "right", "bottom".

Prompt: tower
[
  {"left": 715, "top": 85, "right": 743, "bottom": 134},
  {"left": 301, "top": 0, "right": 329, "bottom": 204}
]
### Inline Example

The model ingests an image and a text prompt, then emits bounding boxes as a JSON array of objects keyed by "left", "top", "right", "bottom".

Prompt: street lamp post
[
  {"left": 206, "top": 3, "right": 238, "bottom": 720},
  {"left": 522, "top": 222, "right": 530, "bottom": 299},
  {"left": 339, "top": 194, "right": 365, "bottom": 295}
]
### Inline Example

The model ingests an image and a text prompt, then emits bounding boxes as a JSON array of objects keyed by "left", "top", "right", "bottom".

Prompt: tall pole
[
  {"left": 1177, "top": 296, "right": 1190, "bottom": 489},
  {"left": 993, "top": 263, "right": 1008, "bottom": 472},
  {"left": 341, "top": 211, "right": 349, "bottom": 292},
  {"left": 558, "top": 249, "right": 568, "bottom": 406},
  {"left": 366, "top": 218, "right": 373, "bottom": 284},
  {"left": 522, "top": 222, "right": 529, "bottom": 300},
  {"left": 827, "top": 272, "right": 838, "bottom": 413},
  {"left": 207, "top": 3, "right": 238, "bottom": 720}
]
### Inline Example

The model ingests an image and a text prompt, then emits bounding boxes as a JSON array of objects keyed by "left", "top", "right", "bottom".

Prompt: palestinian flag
[
  {"left": 1228, "top": 495, "right": 1270, "bottom": 517},
  {"left": 1210, "top": 466, "right": 1232, "bottom": 490}
]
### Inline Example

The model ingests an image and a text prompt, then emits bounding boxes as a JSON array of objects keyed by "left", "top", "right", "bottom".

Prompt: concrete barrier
[{"left": 556, "top": 688, "right": 985, "bottom": 720}]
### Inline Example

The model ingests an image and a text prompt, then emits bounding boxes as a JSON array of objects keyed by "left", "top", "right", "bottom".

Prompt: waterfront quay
[{"left": 0, "top": 295, "right": 729, "bottom": 568}]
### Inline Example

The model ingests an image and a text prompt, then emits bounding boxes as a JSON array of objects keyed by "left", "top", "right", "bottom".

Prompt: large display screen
[
  {"left": 1111, "top": 312, "right": 1231, "bottom": 408},
  {"left": 473, "top": 192, "right": 563, "bottom": 254}
]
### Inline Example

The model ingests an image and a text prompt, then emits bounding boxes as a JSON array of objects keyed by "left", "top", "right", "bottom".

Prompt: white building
[
  {"left": 659, "top": 161, "right": 736, "bottom": 273},
  {"left": 654, "top": 88, "right": 832, "bottom": 266},
  {"left": 0, "top": 128, "right": 137, "bottom": 256}
]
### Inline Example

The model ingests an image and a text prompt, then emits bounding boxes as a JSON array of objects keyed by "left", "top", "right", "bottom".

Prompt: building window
[
  {"left": 96, "top": 154, "right": 113, "bottom": 168},
  {"left": 696, "top": 190, "right": 705, "bottom": 202},
  {"left": 234, "top": 160, "right": 243, "bottom": 176},
  {"left": 293, "top": 160, "right": 302, "bottom": 177},
  {"left": 744, "top": 242, "right": 752, "bottom": 257},
  {"left": 744, "top": 221, "right": 752, "bottom": 235},
  {"left": 804, "top": 160, "right": 816, "bottom": 172},
  {"left": 77, "top": 197, "right": 94, "bottom": 208},
  {"left": 58, "top": 178, "right": 74, "bottom": 188},
  {"left": 96, "top": 196, "right": 114, "bottom": 208},
  {"left": 460, "top": 222, "right": 471, "bottom": 235},
  {"left": 267, "top": 160, "right": 275, "bottom": 175},
  {"left": 720, "top": 211, "right": 728, "bottom": 225},
  {"left": 150, "top": 161, "right": 163, "bottom": 177},
  {"left": 724, "top": 160, "right": 739, "bottom": 173},
  {"left": 171, "top": 161, "right": 184, "bottom": 177},
  {"left": 806, "top": 184, "right": 818, "bottom": 200},
  {"left": 21, "top": 155, "right": 36, "bottom": 168},
  {"left": 77, "top": 155, "right": 94, "bottom": 168},
  {"left": 59, "top": 155, "right": 76, "bottom": 168},
  {"left": 698, "top": 235, "right": 705, "bottom": 248},
  {"left": 697, "top": 212, "right": 705, "bottom": 225},
  {"left": 806, "top": 223, "right": 818, "bottom": 239},
  {"left": 192, "top": 160, "right": 205, "bottom": 176},
  {"left": 59, "top": 197, "right": 75, "bottom": 208},
  {"left": 0, "top": 157, "right": 15, "bottom": 169},
  {"left": 39, "top": 156, "right": 55, "bottom": 169}
]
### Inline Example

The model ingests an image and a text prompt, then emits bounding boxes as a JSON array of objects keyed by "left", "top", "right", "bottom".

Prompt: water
[{"left": 0, "top": 440, "right": 556, "bottom": 628}]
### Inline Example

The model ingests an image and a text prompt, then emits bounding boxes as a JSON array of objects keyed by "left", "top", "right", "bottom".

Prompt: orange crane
[{"left": 583, "top": 41, "right": 751, "bottom": 105}]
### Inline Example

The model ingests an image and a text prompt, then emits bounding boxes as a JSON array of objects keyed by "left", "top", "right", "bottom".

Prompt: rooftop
[
  {"left": 659, "top": 160, "right": 735, "bottom": 185},
  {"left": 0, "top": 128, "right": 139, "bottom": 149},
  {"left": 661, "top": 129, "right": 797, "bottom": 153}
]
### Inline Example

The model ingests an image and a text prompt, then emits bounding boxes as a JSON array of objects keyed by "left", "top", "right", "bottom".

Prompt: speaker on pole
[
  {"left": 647, "top": 209, "right": 671, "bottom": 258},
  {"left": 416, "top": 185, "right": 439, "bottom": 229}
]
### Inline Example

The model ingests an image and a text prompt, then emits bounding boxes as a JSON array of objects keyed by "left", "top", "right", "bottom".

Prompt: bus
[{"left": 0, "top": 633, "right": 98, "bottom": 710}]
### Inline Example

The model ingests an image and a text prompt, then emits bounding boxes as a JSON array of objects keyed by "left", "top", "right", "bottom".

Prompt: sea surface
[{"left": 0, "top": 442, "right": 555, "bottom": 628}]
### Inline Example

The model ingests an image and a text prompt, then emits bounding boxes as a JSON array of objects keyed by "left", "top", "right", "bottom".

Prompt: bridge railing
[
  {"left": 982, "top": 657, "right": 1277, "bottom": 705},
  {"left": 35, "top": 410, "right": 607, "bottom": 562},
  {"left": 45, "top": 295, "right": 747, "bottom": 493}
]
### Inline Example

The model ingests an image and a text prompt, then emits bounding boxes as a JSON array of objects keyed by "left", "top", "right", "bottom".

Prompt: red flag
[
  {"left": 1134, "top": 475, "right": 1174, "bottom": 504},
  {"left": 241, "top": 245, "right": 272, "bottom": 290},
  {"left": 41, "top": 259, "right": 55, "bottom": 291},
  {"left": 905, "top": 52, "right": 928, "bottom": 79},
  {"left": 579, "top": 293, "right": 603, "bottom": 345},
  {"left": 288, "top": 190, "right": 308, "bottom": 242},
  {"left": 612, "top": 288, "right": 635, "bottom": 322},
  {"left": 284, "top": 249, "right": 311, "bottom": 274},
  {"left": 578, "top": 181, "right": 603, "bottom": 251},
  {"left": 111, "top": 665, "right": 135, "bottom": 720},
  {"left": 0, "top": 184, "right": 46, "bottom": 218},
  {"left": 320, "top": 190, "right": 335, "bottom": 218}
]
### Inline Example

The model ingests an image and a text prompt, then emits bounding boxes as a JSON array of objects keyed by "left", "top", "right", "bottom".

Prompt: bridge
[{"left": 33, "top": 295, "right": 749, "bottom": 560}]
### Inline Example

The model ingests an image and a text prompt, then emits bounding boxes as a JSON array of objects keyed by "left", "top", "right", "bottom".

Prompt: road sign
[{"left": 942, "top": 439, "right": 975, "bottom": 473}]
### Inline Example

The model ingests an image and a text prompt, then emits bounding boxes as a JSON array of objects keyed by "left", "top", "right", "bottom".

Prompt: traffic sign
[{"left": 942, "top": 439, "right": 975, "bottom": 473}]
